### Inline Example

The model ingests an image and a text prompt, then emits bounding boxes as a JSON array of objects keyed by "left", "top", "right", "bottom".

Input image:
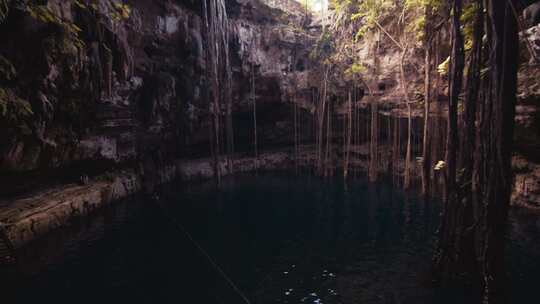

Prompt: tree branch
[{"left": 373, "top": 19, "right": 405, "bottom": 51}]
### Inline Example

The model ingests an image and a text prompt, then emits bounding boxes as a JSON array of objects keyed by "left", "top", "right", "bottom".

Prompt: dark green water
[{"left": 2, "top": 173, "right": 539, "bottom": 303}]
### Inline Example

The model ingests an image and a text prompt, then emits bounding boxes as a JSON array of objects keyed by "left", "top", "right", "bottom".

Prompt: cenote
[
  {"left": 2, "top": 0, "right": 540, "bottom": 303},
  {"left": 2, "top": 173, "right": 539, "bottom": 304}
]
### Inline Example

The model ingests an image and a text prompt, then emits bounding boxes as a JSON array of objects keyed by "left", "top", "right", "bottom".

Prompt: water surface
[{"left": 2, "top": 173, "right": 539, "bottom": 303}]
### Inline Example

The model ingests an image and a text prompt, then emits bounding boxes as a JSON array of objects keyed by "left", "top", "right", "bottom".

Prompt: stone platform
[{"left": 0, "top": 151, "right": 292, "bottom": 248}]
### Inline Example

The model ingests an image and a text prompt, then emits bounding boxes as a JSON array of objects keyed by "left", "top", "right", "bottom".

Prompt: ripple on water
[{"left": 3, "top": 173, "right": 539, "bottom": 304}]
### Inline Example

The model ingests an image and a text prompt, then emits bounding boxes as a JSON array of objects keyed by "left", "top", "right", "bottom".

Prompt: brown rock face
[{"left": 0, "top": 0, "right": 319, "bottom": 197}]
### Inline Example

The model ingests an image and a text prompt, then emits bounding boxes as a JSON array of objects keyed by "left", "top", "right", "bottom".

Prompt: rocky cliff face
[
  {"left": 0, "top": 0, "right": 318, "bottom": 196},
  {"left": 2, "top": 1, "right": 539, "bottom": 211}
]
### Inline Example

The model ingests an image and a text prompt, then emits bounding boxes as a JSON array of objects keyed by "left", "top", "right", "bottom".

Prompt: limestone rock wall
[{"left": 0, "top": 0, "right": 319, "bottom": 197}]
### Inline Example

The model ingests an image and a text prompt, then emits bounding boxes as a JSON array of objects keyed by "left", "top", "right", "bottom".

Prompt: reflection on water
[{"left": 1, "top": 173, "right": 539, "bottom": 304}]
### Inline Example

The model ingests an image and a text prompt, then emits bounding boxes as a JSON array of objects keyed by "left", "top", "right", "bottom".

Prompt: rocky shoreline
[
  {"left": 0, "top": 151, "right": 291, "bottom": 249},
  {"left": 3, "top": 146, "right": 540, "bottom": 250}
]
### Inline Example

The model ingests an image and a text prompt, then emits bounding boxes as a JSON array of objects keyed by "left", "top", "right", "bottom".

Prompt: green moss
[
  {"left": 344, "top": 62, "right": 366, "bottom": 81},
  {"left": 27, "top": 5, "right": 85, "bottom": 53},
  {"left": 74, "top": 0, "right": 131, "bottom": 21},
  {"left": 112, "top": 3, "right": 131, "bottom": 20},
  {"left": 461, "top": 3, "right": 479, "bottom": 51}
]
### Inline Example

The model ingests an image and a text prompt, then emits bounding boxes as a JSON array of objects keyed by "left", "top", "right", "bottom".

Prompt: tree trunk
[
  {"left": 422, "top": 5, "right": 433, "bottom": 196},
  {"left": 458, "top": 0, "right": 485, "bottom": 286},
  {"left": 432, "top": 31, "right": 442, "bottom": 197},
  {"left": 481, "top": 1, "right": 519, "bottom": 302},
  {"left": 434, "top": 0, "right": 465, "bottom": 280}
]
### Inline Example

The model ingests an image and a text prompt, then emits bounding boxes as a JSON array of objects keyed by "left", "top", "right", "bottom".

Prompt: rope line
[{"left": 153, "top": 201, "right": 252, "bottom": 304}]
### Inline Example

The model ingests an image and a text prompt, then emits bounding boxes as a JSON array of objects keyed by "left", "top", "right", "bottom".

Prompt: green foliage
[
  {"left": 351, "top": 0, "right": 394, "bottom": 41},
  {"left": 403, "top": 0, "right": 429, "bottom": 41},
  {"left": 331, "top": 0, "right": 356, "bottom": 14},
  {"left": 73, "top": 0, "right": 130, "bottom": 20},
  {"left": 27, "top": 5, "right": 85, "bottom": 52},
  {"left": 25, "top": 0, "right": 131, "bottom": 54},
  {"left": 461, "top": 3, "right": 478, "bottom": 51},
  {"left": 112, "top": 3, "right": 131, "bottom": 20},
  {"left": 347, "top": 0, "right": 445, "bottom": 43},
  {"left": 438, "top": 56, "right": 450, "bottom": 76},
  {"left": 344, "top": 62, "right": 365, "bottom": 80},
  {"left": 434, "top": 160, "right": 445, "bottom": 171},
  {"left": 404, "top": 0, "right": 444, "bottom": 9}
]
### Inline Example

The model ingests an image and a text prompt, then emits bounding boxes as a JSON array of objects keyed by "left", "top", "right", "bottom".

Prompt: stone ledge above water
[
  {"left": 0, "top": 151, "right": 292, "bottom": 248},
  {"left": 4, "top": 149, "right": 540, "bottom": 250},
  {"left": 0, "top": 170, "right": 141, "bottom": 249}
]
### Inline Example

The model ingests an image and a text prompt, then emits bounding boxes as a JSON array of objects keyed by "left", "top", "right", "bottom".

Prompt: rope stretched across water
[{"left": 153, "top": 201, "right": 252, "bottom": 304}]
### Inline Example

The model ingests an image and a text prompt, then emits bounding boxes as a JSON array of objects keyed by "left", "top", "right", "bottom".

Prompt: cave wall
[{"left": 0, "top": 0, "right": 318, "bottom": 193}]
